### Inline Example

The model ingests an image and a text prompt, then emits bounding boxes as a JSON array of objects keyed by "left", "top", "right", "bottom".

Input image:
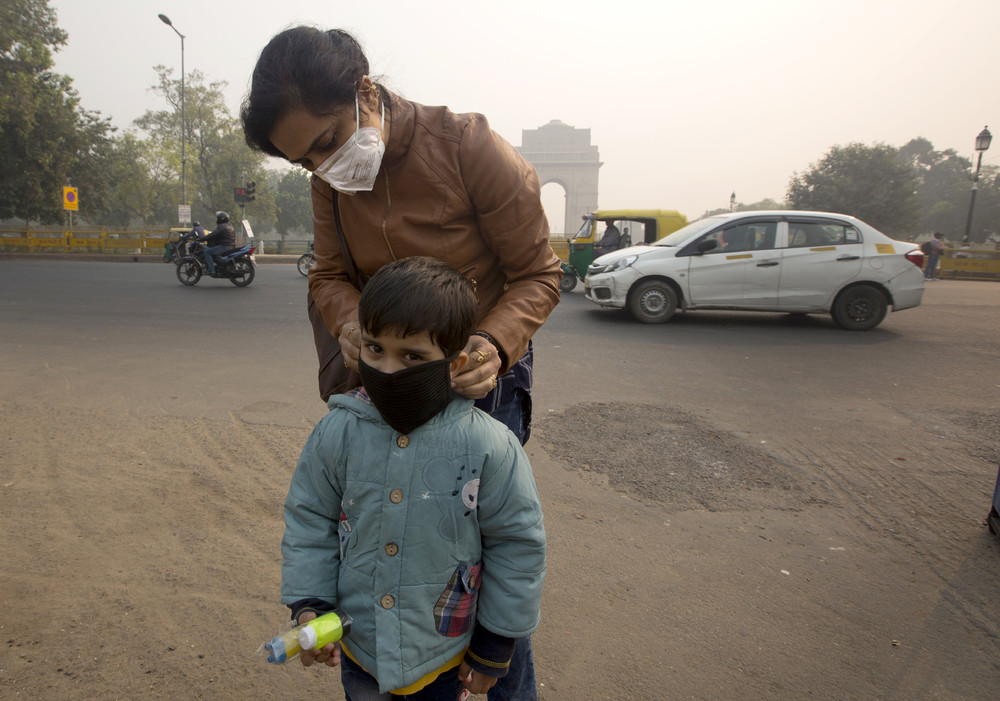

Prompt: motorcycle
[
  {"left": 163, "top": 229, "right": 200, "bottom": 265},
  {"left": 176, "top": 240, "right": 257, "bottom": 287},
  {"left": 297, "top": 242, "right": 316, "bottom": 277}
]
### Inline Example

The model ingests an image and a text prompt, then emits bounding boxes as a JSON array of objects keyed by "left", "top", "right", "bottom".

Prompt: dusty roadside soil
[
  {"left": 2, "top": 396, "right": 998, "bottom": 699},
  {"left": 2, "top": 273, "right": 999, "bottom": 699}
]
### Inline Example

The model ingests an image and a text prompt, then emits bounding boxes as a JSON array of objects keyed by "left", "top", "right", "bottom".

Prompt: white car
[{"left": 584, "top": 211, "right": 925, "bottom": 330}]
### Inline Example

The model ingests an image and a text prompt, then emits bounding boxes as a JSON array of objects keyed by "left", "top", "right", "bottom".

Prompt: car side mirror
[{"left": 696, "top": 239, "right": 718, "bottom": 254}]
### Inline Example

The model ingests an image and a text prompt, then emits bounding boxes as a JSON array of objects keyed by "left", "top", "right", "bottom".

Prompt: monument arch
[{"left": 517, "top": 120, "right": 601, "bottom": 236}]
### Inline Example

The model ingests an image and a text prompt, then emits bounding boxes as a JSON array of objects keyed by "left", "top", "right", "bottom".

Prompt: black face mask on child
[{"left": 358, "top": 354, "right": 457, "bottom": 435}]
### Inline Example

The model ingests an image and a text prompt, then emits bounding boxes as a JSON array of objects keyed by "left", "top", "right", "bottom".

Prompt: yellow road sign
[{"left": 63, "top": 186, "right": 79, "bottom": 211}]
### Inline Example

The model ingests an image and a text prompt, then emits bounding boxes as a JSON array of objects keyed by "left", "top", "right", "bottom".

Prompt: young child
[{"left": 281, "top": 257, "right": 546, "bottom": 699}]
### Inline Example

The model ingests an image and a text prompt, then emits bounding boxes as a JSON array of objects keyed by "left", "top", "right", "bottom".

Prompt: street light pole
[
  {"left": 962, "top": 126, "right": 992, "bottom": 244},
  {"left": 158, "top": 13, "right": 186, "bottom": 213}
]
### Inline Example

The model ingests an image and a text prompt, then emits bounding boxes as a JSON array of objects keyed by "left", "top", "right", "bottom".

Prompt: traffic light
[
  {"left": 234, "top": 187, "right": 248, "bottom": 203},
  {"left": 246, "top": 181, "right": 256, "bottom": 202}
]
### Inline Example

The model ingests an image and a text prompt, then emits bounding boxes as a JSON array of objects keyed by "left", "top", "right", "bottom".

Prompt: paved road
[{"left": 2, "top": 259, "right": 998, "bottom": 698}]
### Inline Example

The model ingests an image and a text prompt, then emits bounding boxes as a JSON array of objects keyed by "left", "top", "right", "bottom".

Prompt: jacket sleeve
[
  {"left": 473, "top": 428, "right": 546, "bottom": 637},
  {"left": 458, "top": 116, "right": 562, "bottom": 371},
  {"left": 307, "top": 178, "right": 363, "bottom": 339},
  {"left": 280, "top": 414, "right": 347, "bottom": 606}
]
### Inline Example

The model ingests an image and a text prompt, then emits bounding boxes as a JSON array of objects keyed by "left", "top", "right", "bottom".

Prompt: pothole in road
[{"left": 534, "top": 401, "right": 808, "bottom": 512}]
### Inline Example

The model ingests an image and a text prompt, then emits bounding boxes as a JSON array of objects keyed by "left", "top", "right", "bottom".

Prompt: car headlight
[{"left": 604, "top": 255, "right": 638, "bottom": 273}]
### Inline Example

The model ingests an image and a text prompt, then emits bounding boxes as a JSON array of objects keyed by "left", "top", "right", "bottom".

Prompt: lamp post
[
  {"left": 962, "top": 126, "right": 992, "bottom": 244},
  {"left": 158, "top": 13, "right": 186, "bottom": 212}
]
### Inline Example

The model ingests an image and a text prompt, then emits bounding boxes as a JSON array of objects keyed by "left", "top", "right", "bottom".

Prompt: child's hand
[
  {"left": 457, "top": 661, "right": 499, "bottom": 695},
  {"left": 296, "top": 612, "right": 342, "bottom": 669}
]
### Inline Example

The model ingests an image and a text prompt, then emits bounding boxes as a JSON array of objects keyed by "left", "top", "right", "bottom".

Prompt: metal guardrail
[
  {"left": 937, "top": 249, "right": 1000, "bottom": 280},
  {"left": 0, "top": 229, "right": 316, "bottom": 256},
  {"left": 3, "top": 229, "right": 996, "bottom": 278}
]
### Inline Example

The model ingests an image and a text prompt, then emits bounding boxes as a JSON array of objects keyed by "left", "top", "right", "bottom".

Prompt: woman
[{"left": 241, "top": 26, "right": 560, "bottom": 700}]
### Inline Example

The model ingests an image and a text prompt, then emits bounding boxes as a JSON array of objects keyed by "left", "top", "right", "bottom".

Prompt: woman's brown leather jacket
[{"left": 309, "top": 91, "right": 562, "bottom": 373}]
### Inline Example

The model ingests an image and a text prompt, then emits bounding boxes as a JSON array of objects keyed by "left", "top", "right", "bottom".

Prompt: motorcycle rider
[
  {"left": 201, "top": 211, "right": 236, "bottom": 275},
  {"left": 182, "top": 220, "right": 206, "bottom": 257}
]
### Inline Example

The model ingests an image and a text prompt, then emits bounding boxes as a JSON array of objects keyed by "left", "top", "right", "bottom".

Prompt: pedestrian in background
[{"left": 925, "top": 232, "right": 945, "bottom": 281}]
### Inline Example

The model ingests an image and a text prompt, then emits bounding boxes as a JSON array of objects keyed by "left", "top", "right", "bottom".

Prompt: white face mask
[{"left": 314, "top": 93, "right": 385, "bottom": 195}]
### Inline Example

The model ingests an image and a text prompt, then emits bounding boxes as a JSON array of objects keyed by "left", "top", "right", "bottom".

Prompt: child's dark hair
[{"left": 359, "top": 257, "right": 477, "bottom": 357}]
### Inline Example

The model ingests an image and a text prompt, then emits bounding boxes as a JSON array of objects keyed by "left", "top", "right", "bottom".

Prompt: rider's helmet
[
  {"left": 216, "top": 211, "right": 230, "bottom": 224},
  {"left": 192, "top": 220, "right": 200, "bottom": 227}
]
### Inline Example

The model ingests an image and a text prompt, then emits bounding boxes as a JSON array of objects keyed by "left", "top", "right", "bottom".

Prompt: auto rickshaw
[{"left": 560, "top": 209, "right": 688, "bottom": 292}]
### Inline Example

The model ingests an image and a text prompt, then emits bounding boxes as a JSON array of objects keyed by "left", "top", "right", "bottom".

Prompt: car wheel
[
  {"left": 629, "top": 280, "right": 677, "bottom": 324},
  {"left": 831, "top": 284, "right": 887, "bottom": 330},
  {"left": 559, "top": 272, "right": 578, "bottom": 292}
]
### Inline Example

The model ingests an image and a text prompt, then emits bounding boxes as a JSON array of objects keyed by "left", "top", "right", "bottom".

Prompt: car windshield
[{"left": 653, "top": 216, "right": 728, "bottom": 246}]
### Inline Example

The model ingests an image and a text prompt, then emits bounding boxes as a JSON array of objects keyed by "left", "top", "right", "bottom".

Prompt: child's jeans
[
  {"left": 341, "top": 654, "right": 463, "bottom": 700},
  {"left": 340, "top": 645, "right": 536, "bottom": 701}
]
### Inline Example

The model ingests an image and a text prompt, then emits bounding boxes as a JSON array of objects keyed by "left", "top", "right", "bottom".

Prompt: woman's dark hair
[
  {"left": 240, "top": 26, "right": 385, "bottom": 158},
  {"left": 359, "top": 258, "right": 478, "bottom": 358}
]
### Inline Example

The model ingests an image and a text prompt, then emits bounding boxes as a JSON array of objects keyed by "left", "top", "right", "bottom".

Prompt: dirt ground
[{"left": 2, "top": 270, "right": 999, "bottom": 700}]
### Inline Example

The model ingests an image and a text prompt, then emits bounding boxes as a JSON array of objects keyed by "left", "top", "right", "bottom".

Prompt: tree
[
  {"left": 271, "top": 167, "right": 313, "bottom": 236},
  {"left": 0, "top": 0, "right": 114, "bottom": 223},
  {"left": 135, "top": 66, "right": 267, "bottom": 226},
  {"left": 899, "top": 137, "right": 1000, "bottom": 242},
  {"left": 787, "top": 143, "right": 919, "bottom": 235},
  {"left": 98, "top": 132, "right": 176, "bottom": 225}
]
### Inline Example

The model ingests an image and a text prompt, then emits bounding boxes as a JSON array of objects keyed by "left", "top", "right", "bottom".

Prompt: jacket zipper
[{"left": 380, "top": 171, "right": 396, "bottom": 261}]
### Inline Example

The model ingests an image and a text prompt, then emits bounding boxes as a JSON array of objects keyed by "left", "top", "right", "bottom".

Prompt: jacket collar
[
  {"left": 382, "top": 89, "right": 414, "bottom": 167},
  {"left": 329, "top": 390, "right": 475, "bottom": 433}
]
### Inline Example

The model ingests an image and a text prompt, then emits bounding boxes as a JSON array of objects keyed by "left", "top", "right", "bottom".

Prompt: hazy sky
[{"left": 49, "top": 0, "right": 999, "bottom": 231}]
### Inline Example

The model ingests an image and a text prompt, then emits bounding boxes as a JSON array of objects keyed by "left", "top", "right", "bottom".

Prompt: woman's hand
[
  {"left": 338, "top": 317, "right": 362, "bottom": 371},
  {"left": 452, "top": 335, "right": 501, "bottom": 400},
  {"left": 296, "top": 611, "right": 342, "bottom": 668}
]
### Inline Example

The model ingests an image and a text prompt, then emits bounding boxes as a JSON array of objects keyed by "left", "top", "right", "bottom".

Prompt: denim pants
[
  {"left": 341, "top": 654, "right": 463, "bottom": 700},
  {"left": 339, "top": 629, "right": 536, "bottom": 701},
  {"left": 473, "top": 359, "right": 538, "bottom": 701},
  {"left": 202, "top": 244, "right": 229, "bottom": 274},
  {"left": 925, "top": 253, "right": 940, "bottom": 279}
]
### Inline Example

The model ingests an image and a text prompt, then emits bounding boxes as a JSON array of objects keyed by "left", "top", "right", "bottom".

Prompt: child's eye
[
  {"left": 366, "top": 343, "right": 383, "bottom": 355},
  {"left": 403, "top": 352, "right": 423, "bottom": 362}
]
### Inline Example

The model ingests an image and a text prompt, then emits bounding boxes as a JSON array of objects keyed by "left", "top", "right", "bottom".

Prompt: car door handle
[
  {"left": 836, "top": 255, "right": 860, "bottom": 261},
  {"left": 755, "top": 261, "right": 779, "bottom": 267}
]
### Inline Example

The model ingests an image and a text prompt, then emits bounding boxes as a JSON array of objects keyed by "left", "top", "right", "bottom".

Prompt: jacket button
[
  {"left": 385, "top": 543, "right": 398, "bottom": 556},
  {"left": 381, "top": 595, "right": 395, "bottom": 609},
  {"left": 389, "top": 489, "right": 403, "bottom": 504},
  {"left": 396, "top": 435, "right": 409, "bottom": 448}
]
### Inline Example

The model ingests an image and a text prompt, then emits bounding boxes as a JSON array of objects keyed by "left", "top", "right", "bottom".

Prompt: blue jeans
[
  {"left": 474, "top": 342, "right": 533, "bottom": 446},
  {"left": 341, "top": 654, "right": 463, "bottom": 700},
  {"left": 925, "top": 254, "right": 940, "bottom": 279},
  {"left": 202, "top": 245, "right": 229, "bottom": 274},
  {"left": 473, "top": 356, "right": 538, "bottom": 701},
  {"left": 340, "top": 640, "right": 536, "bottom": 701}
]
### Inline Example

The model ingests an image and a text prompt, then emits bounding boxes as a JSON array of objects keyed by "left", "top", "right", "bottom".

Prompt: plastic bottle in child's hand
[
  {"left": 299, "top": 609, "right": 353, "bottom": 651},
  {"left": 259, "top": 609, "right": 353, "bottom": 664}
]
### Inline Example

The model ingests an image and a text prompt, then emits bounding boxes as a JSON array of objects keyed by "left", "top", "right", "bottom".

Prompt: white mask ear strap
[
  {"left": 357, "top": 79, "right": 385, "bottom": 132},
  {"left": 354, "top": 93, "right": 361, "bottom": 140}
]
